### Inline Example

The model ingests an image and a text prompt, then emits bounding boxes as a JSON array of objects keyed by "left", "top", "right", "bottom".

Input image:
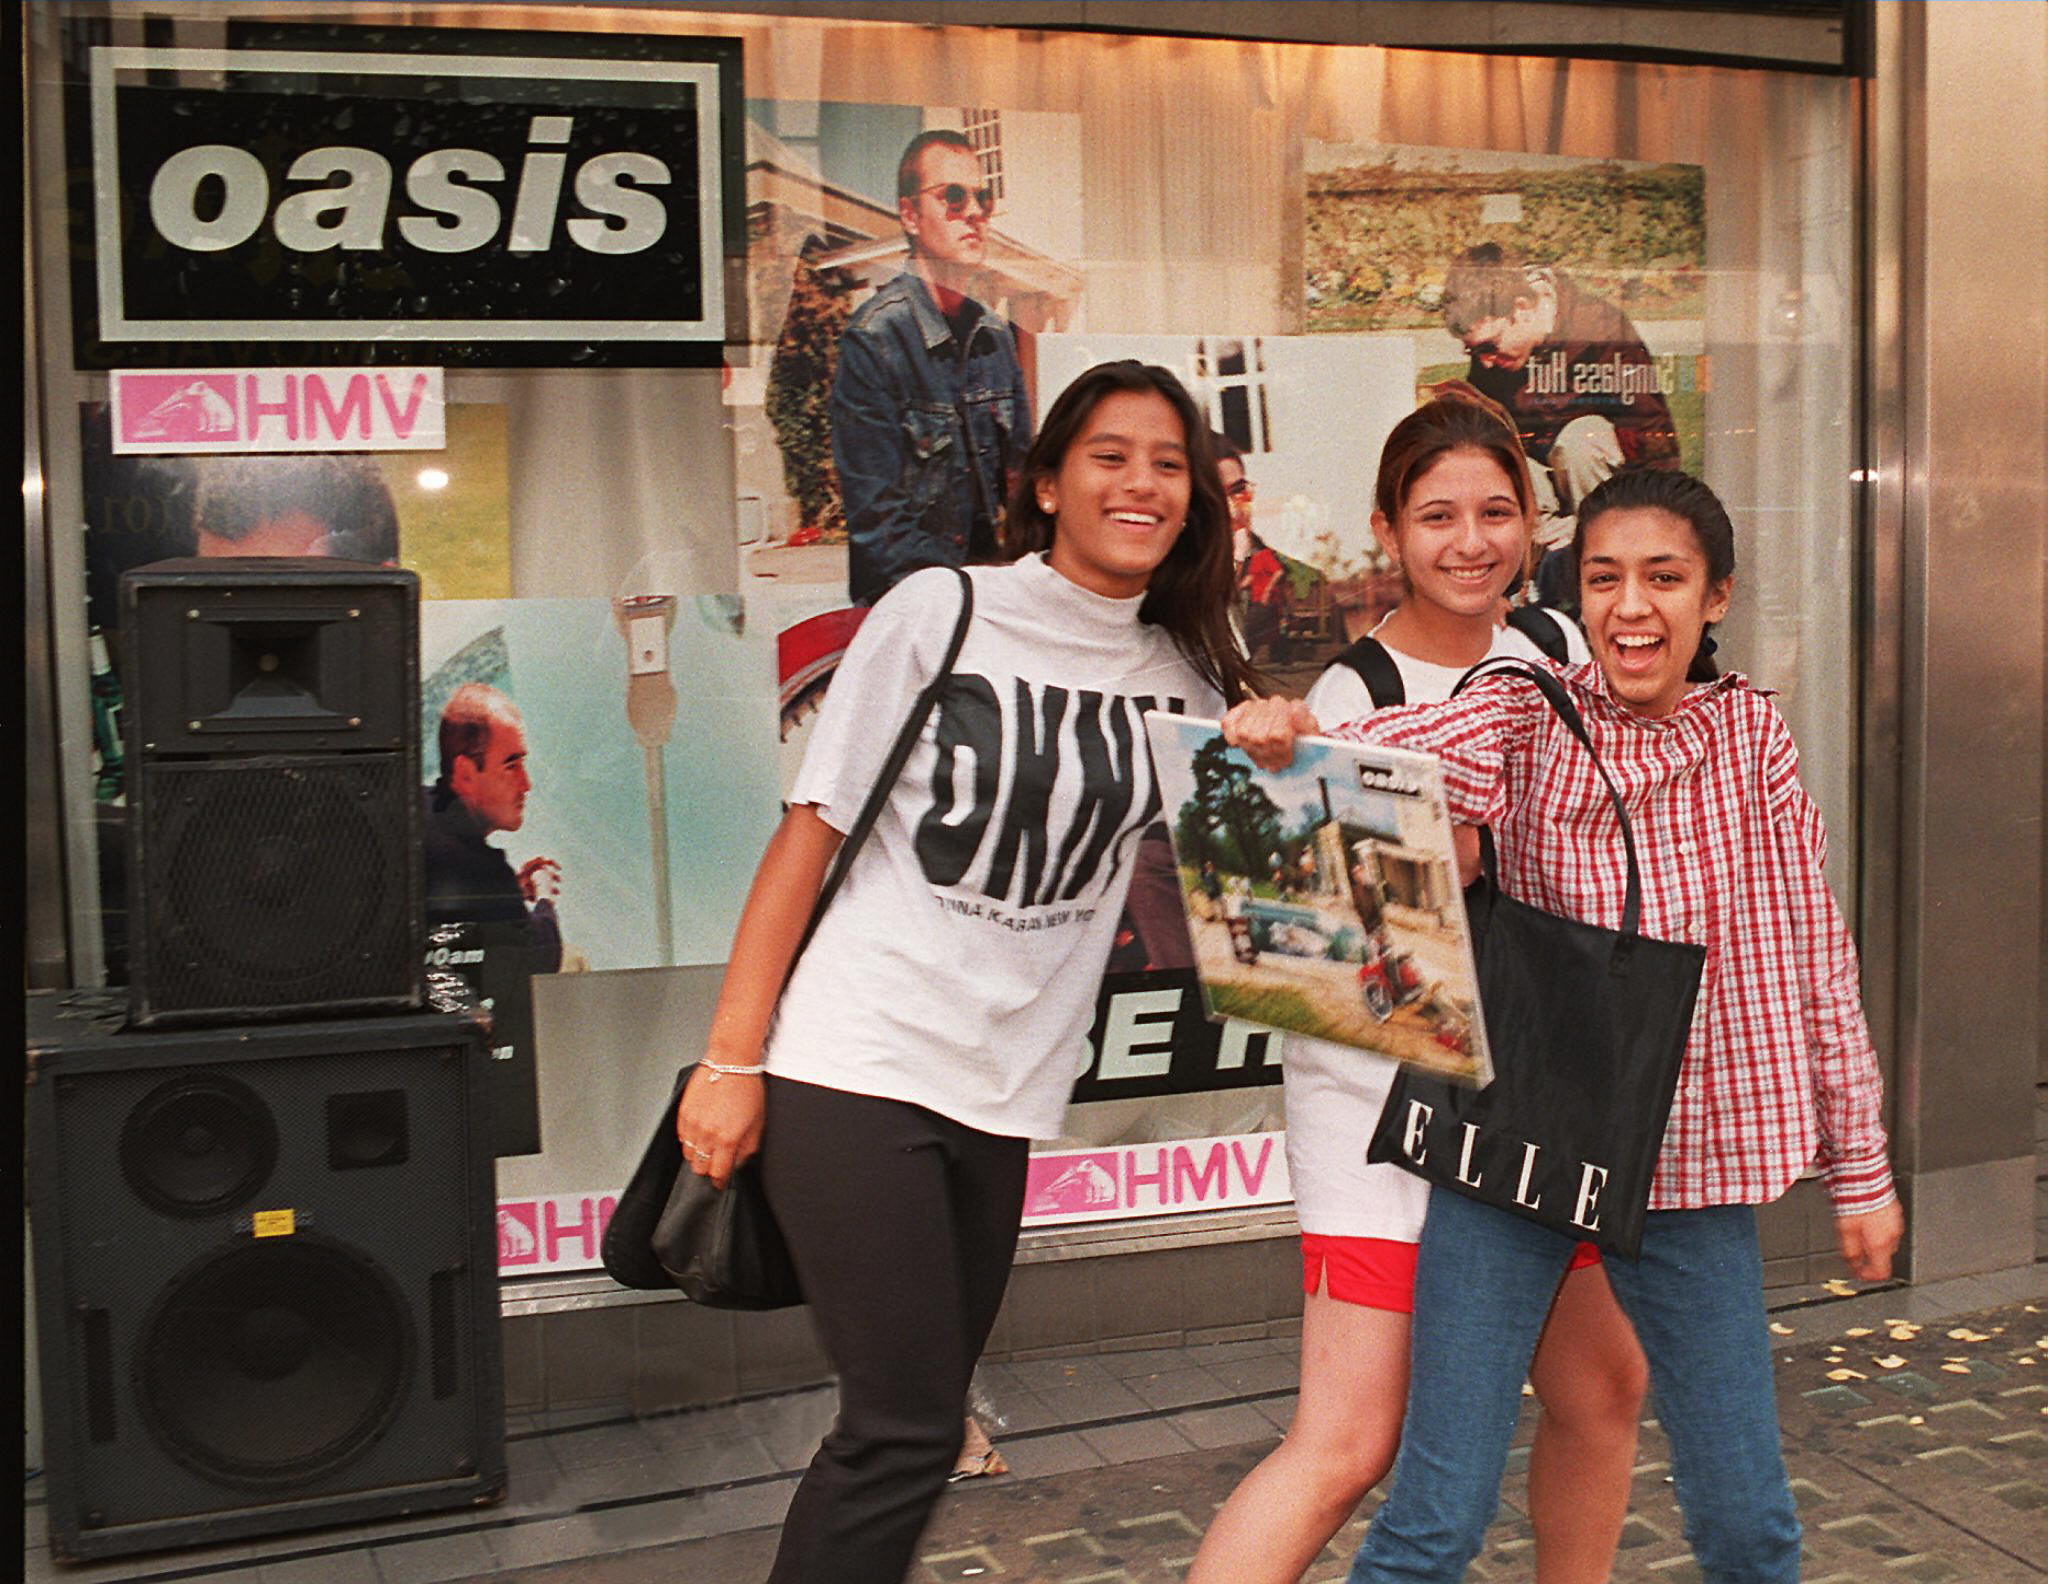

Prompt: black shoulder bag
[
  {"left": 1364, "top": 659, "right": 1704, "bottom": 1259},
  {"left": 602, "top": 569, "right": 976, "bottom": 1306}
]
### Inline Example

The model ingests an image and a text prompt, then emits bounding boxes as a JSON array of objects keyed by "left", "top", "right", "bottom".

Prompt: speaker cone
[
  {"left": 121, "top": 1073, "right": 278, "bottom": 1218},
  {"left": 139, "top": 1239, "right": 413, "bottom": 1489}
]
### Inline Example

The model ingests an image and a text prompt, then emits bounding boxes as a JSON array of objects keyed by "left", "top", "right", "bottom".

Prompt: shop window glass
[{"left": 28, "top": 4, "right": 1858, "bottom": 1248}]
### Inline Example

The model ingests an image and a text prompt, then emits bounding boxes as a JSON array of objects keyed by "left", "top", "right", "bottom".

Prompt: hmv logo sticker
[
  {"left": 1023, "top": 1132, "right": 1291, "bottom": 1227},
  {"left": 71, "top": 27, "right": 740, "bottom": 367},
  {"left": 111, "top": 368, "right": 446, "bottom": 453},
  {"left": 496, "top": 1193, "right": 619, "bottom": 1272}
]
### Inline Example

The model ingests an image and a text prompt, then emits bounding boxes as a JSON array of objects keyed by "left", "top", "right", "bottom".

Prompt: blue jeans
[{"left": 1347, "top": 1192, "right": 1800, "bottom": 1584}]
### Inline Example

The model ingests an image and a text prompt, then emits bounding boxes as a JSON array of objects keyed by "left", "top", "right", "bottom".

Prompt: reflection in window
[
  {"left": 962, "top": 107, "right": 1004, "bottom": 203},
  {"left": 1191, "top": 337, "right": 1273, "bottom": 459}
]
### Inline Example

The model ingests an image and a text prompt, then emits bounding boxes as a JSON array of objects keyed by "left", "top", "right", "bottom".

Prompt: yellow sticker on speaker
[{"left": 252, "top": 1209, "right": 296, "bottom": 1238}]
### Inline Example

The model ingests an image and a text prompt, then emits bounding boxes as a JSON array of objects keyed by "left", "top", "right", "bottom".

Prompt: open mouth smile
[{"left": 1609, "top": 632, "right": 1666, "bottom": 669}]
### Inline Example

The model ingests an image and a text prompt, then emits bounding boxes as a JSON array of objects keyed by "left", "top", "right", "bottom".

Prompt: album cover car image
[{"left": 1145, "top": 714, "right": 1492, "bottom": 1086}]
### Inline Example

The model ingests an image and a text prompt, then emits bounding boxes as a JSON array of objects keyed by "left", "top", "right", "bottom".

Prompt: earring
[{"left": 1038, "top": 495, "right": 1054, "bottom": 514}]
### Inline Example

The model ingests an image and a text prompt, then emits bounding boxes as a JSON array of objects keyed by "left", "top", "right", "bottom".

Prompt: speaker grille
[
  {"left": 120, "top": 1073, "right": 278, "bottom": 1218},
  {"left": 134, "top": 757, "right": 418, "bottom": 1022},
  {"left": 138, "top": 1238, "right": 414, "bottom": 1490},
  {"left": 27, "top": 995, "right": 503, "bottom": 1560}
]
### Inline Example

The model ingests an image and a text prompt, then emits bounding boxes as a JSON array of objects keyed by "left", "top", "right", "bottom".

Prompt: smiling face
[
  {"left": 899, "top": 142, "right": 989, "bottom": 274},
  {"left": 1375, "top": 446, "right": 1531, "bottom": 620},
  {"left": 1038, "top": 389, "right": 1191, "bottom": 599},
  {"left": 1578, "top": 505, "right": 1733, "bottom": 719}
]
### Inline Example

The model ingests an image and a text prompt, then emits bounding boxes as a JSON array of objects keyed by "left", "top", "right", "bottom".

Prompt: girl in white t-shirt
[
  {"left": 1189, "top": 391, "right": 1647, "bottom": 1584},
  {"left": 678, "top": 361, "right": 1261, "bottom": 1584}
]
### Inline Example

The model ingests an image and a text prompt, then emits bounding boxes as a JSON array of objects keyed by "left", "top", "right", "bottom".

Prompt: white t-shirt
[
  {"left": 1301, "top": 608, "right": 1588, "bottom": 725},
  {"left": 766, "top": 555, "right": 1224, "bottom": 1140},
  {"left": 1285, "top": 610, "right": 1589, "bottom": 1239}
]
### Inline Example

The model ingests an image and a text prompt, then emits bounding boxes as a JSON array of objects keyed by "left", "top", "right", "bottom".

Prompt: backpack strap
[
  {"left": 1330, "top": 634, "right": 1405, "bottom": 708},
  {"left": 1505, "top": 604, "right": 1574, "bottom": 665}
]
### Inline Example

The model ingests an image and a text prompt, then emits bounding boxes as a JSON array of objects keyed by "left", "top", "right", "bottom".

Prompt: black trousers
[{"left": 760, "top": 1075, "right": 1029, "bottom": 1584}]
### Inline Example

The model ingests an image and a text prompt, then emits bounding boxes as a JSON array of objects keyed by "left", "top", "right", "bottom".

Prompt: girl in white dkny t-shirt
[
  {"left": 1189, "top": 390, "right": 1647, "bottom": 1584},
  {"left": 677, "top": 362, "right": 1263, "bottom": 1584}
]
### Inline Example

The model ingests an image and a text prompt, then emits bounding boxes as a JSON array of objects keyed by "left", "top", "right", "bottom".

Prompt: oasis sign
[{"left": 73, "top": 31, "right": 741, "bottom": 366}]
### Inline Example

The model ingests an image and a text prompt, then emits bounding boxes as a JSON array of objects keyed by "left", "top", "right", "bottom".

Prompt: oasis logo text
[{"left": 76, "top": 36, "right": 739, "bottom": 366}]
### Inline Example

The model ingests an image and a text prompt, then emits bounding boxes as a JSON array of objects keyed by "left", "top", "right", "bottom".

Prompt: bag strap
[
  {"left": 1331, "top": 634, "right": 1405, "bottom": 707},
  {"left": 1504, "top": 604, "right": 1574, "bottom": 665},
  {"left": 1454, "top": 657, "right": 1645, "bottom": 939},
  {"left": 788, "top": 567, "right": 975, "bottom": 970}
]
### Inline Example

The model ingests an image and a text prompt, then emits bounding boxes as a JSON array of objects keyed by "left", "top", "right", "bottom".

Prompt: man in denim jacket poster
[{"left": 831, "top": 130, "right": 1032, "bottom": 606}]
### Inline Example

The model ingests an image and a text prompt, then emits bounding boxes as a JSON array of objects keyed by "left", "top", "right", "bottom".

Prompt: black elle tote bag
[{"left": 1365, "top": 660, "right": 1705, "bottom": 1260}]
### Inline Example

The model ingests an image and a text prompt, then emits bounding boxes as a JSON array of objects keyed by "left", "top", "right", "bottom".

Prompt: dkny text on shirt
[{"left": 915, "top": 677, "right": 1188, "bottom": 907}]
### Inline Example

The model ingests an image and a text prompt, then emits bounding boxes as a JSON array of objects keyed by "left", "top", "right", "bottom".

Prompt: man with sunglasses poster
[
  {"left": 830, "top": 129, "right": 1032, "bottom": 606},
  {"left": 1440, "top": 242, "right": 1680, "bottom": 609}
]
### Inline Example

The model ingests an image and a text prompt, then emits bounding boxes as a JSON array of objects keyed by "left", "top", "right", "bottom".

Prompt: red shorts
[{"left": 1302, "top": 1232, "right": 1601, "bottom": 1314}]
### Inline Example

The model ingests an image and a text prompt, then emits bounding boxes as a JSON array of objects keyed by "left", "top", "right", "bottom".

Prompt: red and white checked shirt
[{"left": 1327, "top": 662, "right": 1896, "bottom": 1216}]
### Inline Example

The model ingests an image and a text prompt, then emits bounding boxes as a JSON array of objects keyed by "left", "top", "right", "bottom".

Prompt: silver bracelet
[{"left": 700, "top": 1059, "right": 765, "bottom": 1079}]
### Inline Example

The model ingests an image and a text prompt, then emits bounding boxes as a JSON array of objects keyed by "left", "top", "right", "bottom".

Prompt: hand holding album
[{"left": 1144, "top": 712, "right": 1492, "bottom": 1086}]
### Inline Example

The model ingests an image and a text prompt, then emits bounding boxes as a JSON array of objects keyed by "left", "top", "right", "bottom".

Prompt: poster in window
[
  {"left": 417, "top": 596, "right": 780, "bottom": 976},
  {"left": 1305, "top": 142, "right": 1707, "bottom": 610},
  {"left": 730, "top": 100, "right": 1082, "bottom": 606}
]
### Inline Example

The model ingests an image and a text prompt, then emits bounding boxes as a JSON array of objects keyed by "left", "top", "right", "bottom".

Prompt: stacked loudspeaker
[{"left": 28, "top": 559, "right": 506, "bottom": 1562}]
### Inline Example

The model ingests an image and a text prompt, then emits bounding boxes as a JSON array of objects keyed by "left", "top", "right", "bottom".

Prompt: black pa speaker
[
  {"left": 121, "top": 558, "right": 424, "bottom": 1026},
  {"left": 26, "top": 991, "right": 505, "bottom": 1562}
]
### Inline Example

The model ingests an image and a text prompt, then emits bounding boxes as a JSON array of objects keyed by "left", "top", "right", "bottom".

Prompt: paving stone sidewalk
[
  {"left": 488, "top": 1290, "right": 2048, "bottom": 1584},
  {"left": 26, "top": 1268, "right": 2048, "bottom": 1584}
]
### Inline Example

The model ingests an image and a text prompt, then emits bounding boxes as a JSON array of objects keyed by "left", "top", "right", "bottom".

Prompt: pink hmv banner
[
  {"left": 110, "top": 367, "right": 446, "bottom": 453},
  {"left": 1022, "top": 1132, "right": 1291, "bottom": 1227},
  {"left": 498, "top": 1129, "right": 1293, "bottom": 1274}
]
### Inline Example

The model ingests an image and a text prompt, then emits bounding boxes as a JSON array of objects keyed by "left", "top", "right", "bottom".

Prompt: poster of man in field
[{"left": 1304, "top": 143, "right": 1706, "bottom": 607}]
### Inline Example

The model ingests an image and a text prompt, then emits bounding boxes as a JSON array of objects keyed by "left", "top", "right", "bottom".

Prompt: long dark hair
[
  {"left": 1573, "top": 469, "right": 1736, "bottom": 682},
  {"left": 1002, "top": 360, "right": 1264, "bottom": 704}
]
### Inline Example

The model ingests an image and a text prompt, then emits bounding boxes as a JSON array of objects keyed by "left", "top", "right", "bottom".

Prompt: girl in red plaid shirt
[{"left": 1225, "top": 468, "right": 1901, "bottom": 1584}]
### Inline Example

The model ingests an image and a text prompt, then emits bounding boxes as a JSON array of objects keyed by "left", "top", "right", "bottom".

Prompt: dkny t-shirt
[{"left": 765, "top": 554, "right": 1224, "bottom": 1140}]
